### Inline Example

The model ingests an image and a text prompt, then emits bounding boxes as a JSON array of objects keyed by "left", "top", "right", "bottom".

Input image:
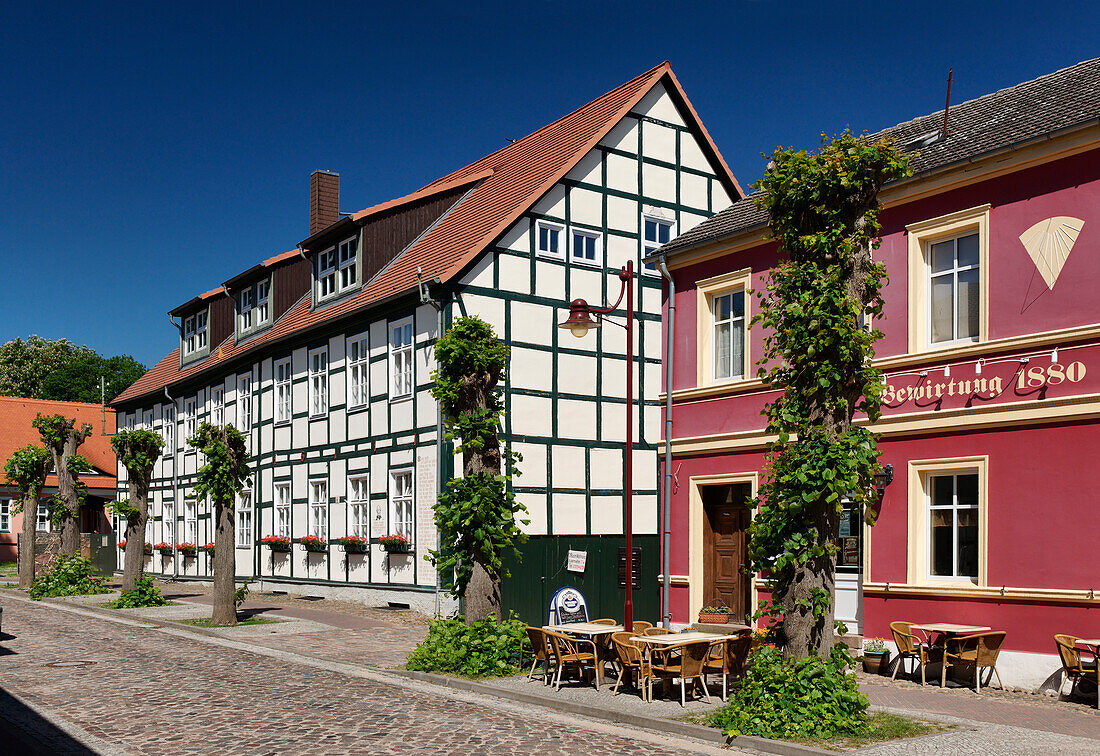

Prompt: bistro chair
[
  {"left": 1054, "top": 634, "right": 1098, "bottom": 703},
  {"left": 943, "top": 631, "right": 1006, "bottom": 691},
  {"left": 649, "top": 639, "right": 713, "bottom": 706},
  {"left": 591, "top": 618, "right": 617, "bottom": 625},
  {"left": 631, "top": 621, "right": 654, "bottom": 632},
  {"left": 704, "top": 635, "right": 752, "bottom": 701},
  {"left": 890, "top": 621, "right": 936, "bottom": 685},
  {"left": 543, "top": 629, "right": 600, "bottom": 691},
  {"left": 611, "top": 632, "right": 649, "bottom": 699},
  {"left": 643, "top": 626, "right": 674, "bottom": 636},
  {"left": 525, "top": 626, "right": 554, "bottom": 685}
]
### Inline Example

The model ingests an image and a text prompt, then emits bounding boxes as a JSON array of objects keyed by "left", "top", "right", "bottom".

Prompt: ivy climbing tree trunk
[
  {"left": 33, "top": 415, "right": 92, "bottom": 557},
  {"left": 112, "top": 429, "right": 163, "bottom": 591}
]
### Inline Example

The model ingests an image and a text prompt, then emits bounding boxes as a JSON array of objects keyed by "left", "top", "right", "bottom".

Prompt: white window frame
[
  {"left": 211, "top": 386, "right": 224, "bottom": 426},
  {"left": 906, "top": 456, "right": 988, "bottom": 589},
  {"left": 926, "top": 231, "right": 981, "bottom": 346},
  {"left": 182, "top": 309, "right": 208, "bottom": 356},
  {"left": 642, "top": 214, "right": 676, "bottom": 276},
  {"left": 237, "top": 374, "right": 252, "bottom": 433},
  {"left": 275, "top": 358, "right": 292, "bottom": 423},
  {"left": 163, "top": 405, "right": 175, "bottom": 451},
  {"left": 348, "top": 474, "right": 370, "bottom": 538},
  {"left": 184, "top": 397, "right": 197, "bottom": 439},
  {"left": 308, "top": 347, "right": 329, "bottom": 418},
  {"left": 0, "top": 497, "right": 10, "bottom": 533},
  {"left": 570, "top": 227, "right": 603, "bottom": 267},
  {"left": 143, "top": 410, "right": 153, "bottom": 430},
  {"left": 317, "top": 247, "right": 337, "bottom": 300},
  {"left": 925, "top": 472, "right": 980, "bottom": 582},
  {"left": 275, "top": 482, "right": 291, "bottom": 538},
  {"left": 338, "top": 236, "right": 357, "bottom": 291},
  {"left": 239, "top": 287, "right": 253, "bottom": 332},
  {"left": 347, "top": 335, "right": 369, "bottom": 409},
  {"left": 256, "top": 279, "right": 270, "bottom": 324},
  {"left": 535, "top": 220, "right": 565, "bottom": 260},
  {"left": 145, "top": 516, "right": 153, "bottom": 543},
  {"left": 236, "top": 491, "right": 253, "bottom": 547},
  {"left": 712, "top": 290, "right": 747, "bottom": 381},
  {"left": 163, "top": 502, "right": 174, "bottom": 544},
  {"left": 184, "top": 499, "right": 197, "bottom": 544},
  {"left": 36, "top": 502, "right": 50, "bottom": 532},
  {"left": 309, "top": 479, "right": 328, "bottom": 540},
  {"left": 389, "top": 318, "right": 414, "bottom": 400},
  {"left": 389, "top": 469, "right": 414, "bottom": 542}
]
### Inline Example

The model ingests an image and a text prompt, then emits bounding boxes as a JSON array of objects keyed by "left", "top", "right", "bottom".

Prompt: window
[
  {"left": 211, "top": 386, "right": 224, "bottom": 426},
  {"left": 239, "top": 287, "right": 253, "bottom": 331},
  {"left": 275, "top": 358, "right": 292, "bottom": 423},
  {"left": 309, "top": 348, "right": 328, "bottom": 417},
  {"left": 0, "top": 498, "right": 10, "bottom": 533},
  {"left": 317, "top": 247, "right": 337, "bottom": 299},
  {"left": 390, "top": 470, "right": 414, "bottom": 541},
  {"left": 712, "top": 291, "right": 746, "bottom": 380},
  {"left": 927, "top": 473, "right": 979, "bottom": 581},
  {"left": 389, "top": 318, "right": 414, "bottom": 399},
  {"left": 338, "top": 237, "right": 358, "bottom": 291},
  {"left": 182, "top": 310, "right": 208, "bottom": 356},
  {"left": 145, "top": 516, "right": 153, "bottom": 543},
  {"left": 184, "top": 397, "right": 197, "bottom": 438},
  {"left": 275, "top": 483, "right": 291, "bottom": 537},
  {"left": 37, "top": 502, "right": 50, "bottom": 531},
  {"left": 536, "top": 220, "right": 564, "bottom": 259},
  {"left": 836, "top": 499, "right": 862, "bottom": 571},
  {"left": 237, "top": 374, "right": 252, "bottom": 433},
  {"left": 125, "top": 413, "right": 136, "bottom": 431},
  {"left": 163, "top": 502, "right": 174, "bottom": 544},
  {"left": 237, "top": 491, "right": 252, "bottom": 547},
  {"left": 184, "top": 500, "right": 197, "bottom": 544},
  {"left": 571, "top": 229, "right": 601, "bottom": 266},
  {"left": 642, "top": 215, "right": 675, "bottom": 274},
  {"left": 309, "top": 479, "right": 328, "bottom": 539},
  {"left": 143, "top": 411, "right": 153, "bottom": 430},
  {"left": 256, "top": 279, "right": 269, "bottom": 323},
  {"left": 348, "top": 475, "right": 369, "bottom": 538},
  {"left": 928, "top": 232, "right": 980, "bottom": 344},
  {"left": 347, "top": 335, "right": 369, "bottom": 409},
  {"left": 163, "top": 406, "right": 175, "bottom": 451}
]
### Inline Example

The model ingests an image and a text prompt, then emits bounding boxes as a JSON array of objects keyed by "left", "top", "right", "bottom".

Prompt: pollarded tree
[
  {"left": 33, "top": 414, "right": 93, "bottom": 556},
  {"left": 429, "top": 316, "right": 528, "bottom": 624},
  {"left": 750, "top": 132, "right": 911, "bottom": 659},
  {"left": 110, "top": 429, "right": 164, "bottom": 591},
  {"left": 3, "top": 445, "right": 53, "bottom": 588},
  {"left": 188, "top": 422, "right": 250, "bottom": 625}
]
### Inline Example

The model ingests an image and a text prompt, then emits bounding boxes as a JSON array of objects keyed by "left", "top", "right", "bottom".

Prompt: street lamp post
[{"left": 558, "top": 261, "right": 635, "bottom": 631}]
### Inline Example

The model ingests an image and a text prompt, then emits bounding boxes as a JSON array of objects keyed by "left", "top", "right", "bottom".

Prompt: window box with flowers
[
  {"left": 296, "top": 535, "right": 328, "bottom": 553},
  {"left": 378, "top": 534, "right": 412, "bottom": 554},
  {"left": 332, "top": 535, "right": 370, "bottom": 553},
  {"left": 199, "top": 542, "right": 215, "bottom": 557},
  {"left": 143, "top": 542, "right": 153, "bottom": 555},
  {"left": 154, "top": 542, "right": 174, "bottom": 556},
  {"left": 698, "top": 601, "right": 731, "bottom": 624},
  {"left": 178, "top": 542, "right": 198, "bottom": 557},
  {"left": 261, "top": 535, "right": 292, "bottom": 552}
]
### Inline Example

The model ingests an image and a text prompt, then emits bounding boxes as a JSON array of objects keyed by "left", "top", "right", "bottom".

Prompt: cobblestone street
[{"left": 0, "top": 595, "right": 727, "bottom": 755}]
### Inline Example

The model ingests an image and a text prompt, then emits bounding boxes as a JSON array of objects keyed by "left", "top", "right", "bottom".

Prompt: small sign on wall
[{"left": 566, "top": 549, "right": 587, "bottom": 573}]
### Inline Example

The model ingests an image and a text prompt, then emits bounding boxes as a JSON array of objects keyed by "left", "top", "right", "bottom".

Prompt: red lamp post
[{"left": 557, "top": 261, "right": 636, "bottom": 632}]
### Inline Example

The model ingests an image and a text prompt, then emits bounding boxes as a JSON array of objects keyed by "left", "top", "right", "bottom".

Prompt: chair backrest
[
  {"left": 889, "top": 621, "right": 918, "bottom": 654},
  {"left": 632, "top": 621, "right": 654, "bottom": 632},
  {"left": 966, "top": 631, "right": 1007, "bottom": 667},
  {"left": 591, "top": 618, "right": 617, "bottom": 625},
  {"left": 1054, "top": 634, "right": 1083, "bottom": 672},
  {"left": 526, "top": 626, "right": 549, "bottom": 663},
  {"left": 612, "top": 631, "right": 643, "bottom": 664},
  {"left": 676, "top": 640, "right": 713, "bottom": 677},
  {"left": 547, "top": 587, "right": 589, "bottom": 625},
  {"left": 542, "top": 629, "right": 575, "bottom": 661},
  {"left": 717, "top": 635, "right": 753, "bottom": 674},
  {"left": 643, "top": 627, "right": 671, "bottom": 636}
]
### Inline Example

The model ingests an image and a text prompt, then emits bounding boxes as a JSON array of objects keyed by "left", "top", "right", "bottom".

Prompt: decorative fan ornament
[{"left": 1019, "top": 216, "right": 1084, "bottom": 290}]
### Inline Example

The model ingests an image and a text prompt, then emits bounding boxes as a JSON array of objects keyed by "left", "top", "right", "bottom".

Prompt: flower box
[
  {"left": 296, "top": 535, "right": 328, "bottom": 553},
  {"left": 378, "top": 534, "right": 412, "bottom": 554},
  {"left": 698, "top": 609, "right": 731, "bottom": 624},
  {"left": 154, "top": 542, "right": 174, "bottom": 556},
  {"left": 332, "top": 535, "right": 370, "bottom": 554},
  {"left": 199, "top": 543, "right": 215, "bottom": 556},
  {"left": 261, "top": 535, "right": 292, "bottom": 552},
  {"left": 178, "top": 542, "right": 198, "bottom": 557},
  {"left": 143, "top": 542, "right": 153, "bottom": 556}
]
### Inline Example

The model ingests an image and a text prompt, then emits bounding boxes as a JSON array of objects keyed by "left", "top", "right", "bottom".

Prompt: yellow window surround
[{"left": 695, "top": 267, "right": 752, "bottom": 388}]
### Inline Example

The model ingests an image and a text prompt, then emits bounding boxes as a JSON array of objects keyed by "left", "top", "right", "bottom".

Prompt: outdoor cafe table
[
  {"left": 631, "top": 632, "right": 742, "bottom": 701},
  {"left": 910, "top": 623, "right": 992, "bottom": 647},
  {"left": 544, "top": 623, "right": 624, "bottom": 682}
]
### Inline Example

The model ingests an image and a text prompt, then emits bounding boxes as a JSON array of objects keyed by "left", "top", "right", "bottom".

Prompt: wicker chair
[
  {"left": 890, "top": 620, "right": 937, "bottom": 685},
  {"left": 591, "top": 618, "right": 618, "bottom": 625},
  {"left": 1054, "top": 634, "right": 1098, "bottom": 704},
  {"left": 611, "top": 631, "right": 649, "bottom": 699},
  {"left": 631, "top": 621, "right": 654, "bottom": 632},
  {"left": 525, "top": 626, "right": 554, "bottom": 684},
  {"left": 649, "top": 639, "right": 713, "bottom": 706},
  {"left": 704, "top": 635, "right": 752, "bottom": 701},
  {"left": 643, "top": 626, "right": 674, "bottom": 636},
  {"left": 544, "top": 629, "right": 600, "bottom": 691},
  {"left": 943, "top": 631, "right": 1006, "bottom": 691}
]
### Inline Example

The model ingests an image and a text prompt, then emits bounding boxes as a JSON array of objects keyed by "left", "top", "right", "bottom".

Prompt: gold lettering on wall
[{"left": 882, "top": 362, "right": 1085, "bottom": 406}]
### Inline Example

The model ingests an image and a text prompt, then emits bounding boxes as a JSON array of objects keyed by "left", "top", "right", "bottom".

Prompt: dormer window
[
  {"left": 182, "top": 310, "right": 208, "bottom": 357},
  {"left": 317, "top": 237, "right": 359, "bottom": 302},
  {"left": 318, "top": 248, "right": 337, "bottom": 298},
  {"left": 239, "top": 288, "right": 253, "bottom": 331},
  {"left": 256, "top": 280, "right": 269, "bottom": 322},
  {"left": 236, "top": 277, "right": 272, "bottom": 338},
  {"left": 338, "top": 237, "right": 357, "bottom": 290}
]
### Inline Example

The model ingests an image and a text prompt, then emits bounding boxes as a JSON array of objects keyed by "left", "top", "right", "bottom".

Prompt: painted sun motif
[{"left": 1019, "top": 216, "right": 1084, "bottom": 290}]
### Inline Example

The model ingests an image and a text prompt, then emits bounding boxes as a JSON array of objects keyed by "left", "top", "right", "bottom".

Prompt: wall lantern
[
  {"left": 558, "top": 299, "right": 600, "bottom": 338},
  {"left": 873, "top": 463, "right": 894, "bottom": 492}
]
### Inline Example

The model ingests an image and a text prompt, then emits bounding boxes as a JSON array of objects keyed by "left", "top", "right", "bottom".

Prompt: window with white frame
[
  {"left": 275, "top": 358, "right": 292, "bottom": 423},
  {"left": 143, "top": 410, "right": 153, "bottom": 430},
  {"left": 347, "top": 335, "right": 369, "bottom": 409},
  {"left": 571, "top": 228, "right": 601, "bottom": 266},
  {"left": 642, "top": 216, "right": 675, "bottom": 274},
  {"left": 145, "top": 516, "right": 153, "bottom": 543},
  {"left": 37, "top": 502, "right": 50, "bottom": 531},
  {"left": 239, "top": 287, "right": 253, "bottom": 331},
  {"left": 163, "top": 405, "right": 175, "bottom": 451},
  {"left": 125, "top": 413, "right": 136, "bottom": 431},
  {"left": 211, "top": 386, "right": 224, "bottom": 426},
  {"left": 712, "top": 291, "right": 746, "bottom": 380},
  {"left": 256, "top": 279, "right": 269, "bottom": 323},
  {"left": 184, "top": 397, "right": 197, "bottom": 438},
  {"left": 309, "top": 479, "right": 328, "bottom": 539},
  {"left": 338, "top": 237, "right": 358, "bottom": 291},
  {"left": 309, "top": 348, "right": 328, "bottom": 417},
  {"left": 0, "top": 498, "right": 10, "bottom": 532},
  {"left": 536, "top": 220, "right": 564, "bottom": 259},
  {"left": 390, "top": 318, "right": 413, "bottom": 399},
  {"left": 927, "top": 472, "right": 979, "bottom": 581},
  {"left": 182, "top": 310, "right": 208, "bottom": 356},
  {"left": 237, "top": 491, "right": 252, "bottom": 547},
  {"left": 317, "top": 247, "right": 337, "bottom": 299},
  {"left": 112, "top": 511, "right": 126, "bottom": 539},
  {"left": 237, "top": 374, "right": 252, "bottom": 433},
  {"left": 390, "top": 469, "right": 414, "bottom": 541},
  {"left": 275, "top": 482, "right": 291, "bottom": 537},
  {"left": 184, "top": 500, "right": 197, "bottom": 544},
  {"left": 163, "top": 502, "right": 174, "bottom": 544},
  {"left": 348, "top": 475, "right": 369, "bottom": 538},
  {"left": 928, "top": 232, "right": 980, "bottom": 344}
]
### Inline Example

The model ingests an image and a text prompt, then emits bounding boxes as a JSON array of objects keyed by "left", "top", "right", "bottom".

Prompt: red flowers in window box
[
  {"left": 378, "top": 534, "right": 412, "bottom": 554},
  {"left": 199, "top": 542, "right": 215, "bottom": 555},
  {"left": 178, "top": 542, "right": 198, "bottom": 557},
  {"left": 332, "top": 535, "right": 370, "bottom": 553},
  {"left": 261, "top": 535, "right": 292, "bottom": 552},
  {"left": 154, "top": 542, "right": 174, "bottom": 555},
  {"left": 295, "top": 535, "right": 328, "bottom": 553}
]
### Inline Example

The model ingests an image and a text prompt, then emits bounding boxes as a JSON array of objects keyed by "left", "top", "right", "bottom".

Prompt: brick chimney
[{"left": 310, "top": 170, "right": 340, "bottom": 235}]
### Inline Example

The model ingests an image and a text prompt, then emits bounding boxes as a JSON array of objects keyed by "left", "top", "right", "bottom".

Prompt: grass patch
[
  {"left": 0, "top": 562, "right": 17, "bottom": 577},
  {"left": 178, "top": 615, "right": 281, "bottom": 628},
  {"left": 2, "top": 582, "right": 21, "bottom": 590},
  {"left": 797, "top": 712, "right": 951, "bottom": 750}
]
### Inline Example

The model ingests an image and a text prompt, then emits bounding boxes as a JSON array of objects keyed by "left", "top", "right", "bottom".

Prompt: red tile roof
[
  {"left": 0, "top": 396, "right": 117, "bottom": 490},
  {"left": 115, "top": 62, "right": 740, "bottom": 406}
]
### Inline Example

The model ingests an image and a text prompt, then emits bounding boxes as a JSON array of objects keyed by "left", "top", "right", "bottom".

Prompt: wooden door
[{"left": 703, "top": 485, "right": 751, "bottom": 623}]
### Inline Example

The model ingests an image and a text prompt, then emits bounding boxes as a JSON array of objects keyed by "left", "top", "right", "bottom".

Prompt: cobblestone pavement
[{"left": 0, "top": 595, "right": 730, "bottom": 755}]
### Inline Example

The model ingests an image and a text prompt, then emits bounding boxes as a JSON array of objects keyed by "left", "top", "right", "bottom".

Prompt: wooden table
[
  {"left": 910, "top": 623, "right": 991, "bottom": 647},
  {"left": 632, "top": 631, "right": 737, "bottom": 646},
  {"left": 544, "top": 624, "right": 624, "bottom": 683}
]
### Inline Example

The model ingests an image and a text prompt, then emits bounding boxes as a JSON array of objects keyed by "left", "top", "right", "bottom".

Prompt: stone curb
[{"left": 389, "top": 669, "right": 834, "bottom": 756}]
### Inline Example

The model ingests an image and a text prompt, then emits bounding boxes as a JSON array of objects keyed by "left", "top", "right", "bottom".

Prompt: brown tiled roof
[
  {"left": 114, "top": 62, "right": 741, "bottom": 406},
  {"left": 0, "top": 396, "right": 117, "bottom": 490},
  {"left": 659, "top": 57, "right": 1100, "bottom": 257}
]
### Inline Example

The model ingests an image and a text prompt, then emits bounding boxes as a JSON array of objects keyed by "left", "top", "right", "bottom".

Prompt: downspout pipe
[
  {"left": 419, "top": 268, "right": 445, "bottom": 619},
  {"left": 164, "top": 386, "right": 179, "bottom": 581},
  {"left": 657, "top": 254, "right": 675, "bottom": 629}
]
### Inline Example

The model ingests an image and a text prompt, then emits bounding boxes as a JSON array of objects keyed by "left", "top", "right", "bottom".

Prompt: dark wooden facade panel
[
  {"left": 209, "top": 294, "right": 234, "bottom": 348},
  {"left": 273, "top": 257, "right": 310, "bottom": 320},
  {"left": 361, "top": 185, "right": 468, "bottom": 284}
]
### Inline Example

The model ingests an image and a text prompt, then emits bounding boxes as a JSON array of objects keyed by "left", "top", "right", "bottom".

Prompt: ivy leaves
[
  {"left": 188, "top": 423, "right": 251, "bottom": 507},
  {"left": 3, "top": 445, "right": 52, "bottom": 514},
  {"left": 111, "top": 429, "right": 164, "bottom": 480}
]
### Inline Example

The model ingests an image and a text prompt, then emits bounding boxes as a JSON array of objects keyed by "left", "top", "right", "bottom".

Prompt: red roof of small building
[
  {"left": 0, "top": 396, "right": 117, "bottom": 491},
  {"left": 114, "top": 62, "right": 740, "bottom": 406}
]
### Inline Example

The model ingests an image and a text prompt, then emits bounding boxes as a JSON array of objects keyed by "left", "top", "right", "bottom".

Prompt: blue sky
[{"left": 2, "top": 1, "right": 1097, "bottom": 368}]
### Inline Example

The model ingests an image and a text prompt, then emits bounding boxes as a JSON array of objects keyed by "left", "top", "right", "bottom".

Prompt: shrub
[
  {"left": 28, "top": 556, "right": 109, "bottom": 600},
  {"left": 708, "top": 645, "right": 868, "bottom": 740},
  {"left": 110, "top": 576, "right": 168, "bottom": 608},
  {"left": 406, "top": 615, "right": 529, "bottom": 678}
]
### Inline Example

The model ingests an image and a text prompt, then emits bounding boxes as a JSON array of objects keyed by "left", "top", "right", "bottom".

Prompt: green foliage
[
  {"left": 109, "top": 575, "right": 167, "bottom": 608},
  {"left": 431, "top": 316, "right": 511, "bottom": 420},
  {"left": 234, "top": 579, "right": 251, "bottom": 611},
  {"left": 111, "top": 429, "right": 164, "bottom": 481},
  {"left": 28, "top": 556, "right": 109, "bottom": 599},
  {"left": 3, "top": 445, "right": 52, "bottom": 513},
  {"left": 0, "top": 336, "right": 146, "bottom": 403},
  {"left": 406, "top": 615, "right": 529, "bottom": 677},
  {"left": 708, "top": 645, "right": 868, "bottom": 739},
  {"left": 188, "top": 423, "right": 251, "bottom": 507},
  {"left": 748, "top": 132, "right": 911, "bottom": 646}
]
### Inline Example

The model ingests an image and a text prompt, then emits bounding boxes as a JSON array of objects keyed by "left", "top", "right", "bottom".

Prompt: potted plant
[
  {"left": 143, "top": 542, "right": 154, "bottom": 556},
  {"left": 698, "top": 601, "right": 731, "bottom": 624},
  {"left": 261, "top": 535, "right": 292, "bottom": 552},
  {"left": 862, "top": 638, "right": 891, "bottom": 675},
  {"left": 297, "top": 534, "right": 328, "bottom": 553},
  {"left": 332, "top": 535, "right": 370, "bottom": 553},
  {"left": 178, "top": 542, "right": 198, "bottom": 557},
  {"left": 378, "top": 534, "right": 412, "bottom": 554},
  {"left": 154, "top": 541, "right": 174, "bottom": 556},
  {"left": 199, "top": 542, "right": 215, "bottom": 557}
]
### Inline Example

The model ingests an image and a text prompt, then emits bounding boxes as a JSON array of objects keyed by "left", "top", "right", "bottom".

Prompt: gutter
[
  {"left": 164, "top": 386, "right": 179, "bottom": 581},
  {"left": 657, "top": 254, "right": 675, "bottom": 629}
]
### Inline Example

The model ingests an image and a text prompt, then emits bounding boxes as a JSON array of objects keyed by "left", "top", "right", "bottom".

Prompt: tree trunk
[
  {"left": 781, "top": 552, "right": 836, "bottom": 659},
  {"left": 18, "top": 493, "right": 37, "bottom": 589},
  {"left": 211, "top": 498, "right": 236, "bottom": 625},
  {"left": 121, "top": 474, "right": 150, "bottom": 591},
  {"left": 465, "top": 561, "right": 501, "bottom": 623},
  {"left": 59, "top": 510, "right": 80, "bottom": 556}
]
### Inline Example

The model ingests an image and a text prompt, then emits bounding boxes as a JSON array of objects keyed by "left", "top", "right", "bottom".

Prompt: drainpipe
[
  {"left": 657, "top": 255, "right": 675, "bottom": 629},
  {"left": 419, "top": 268, "right": 445, "bottom": 619},
  {"left": 164, "top": 386, "right": 179, "bottom": 581}
]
